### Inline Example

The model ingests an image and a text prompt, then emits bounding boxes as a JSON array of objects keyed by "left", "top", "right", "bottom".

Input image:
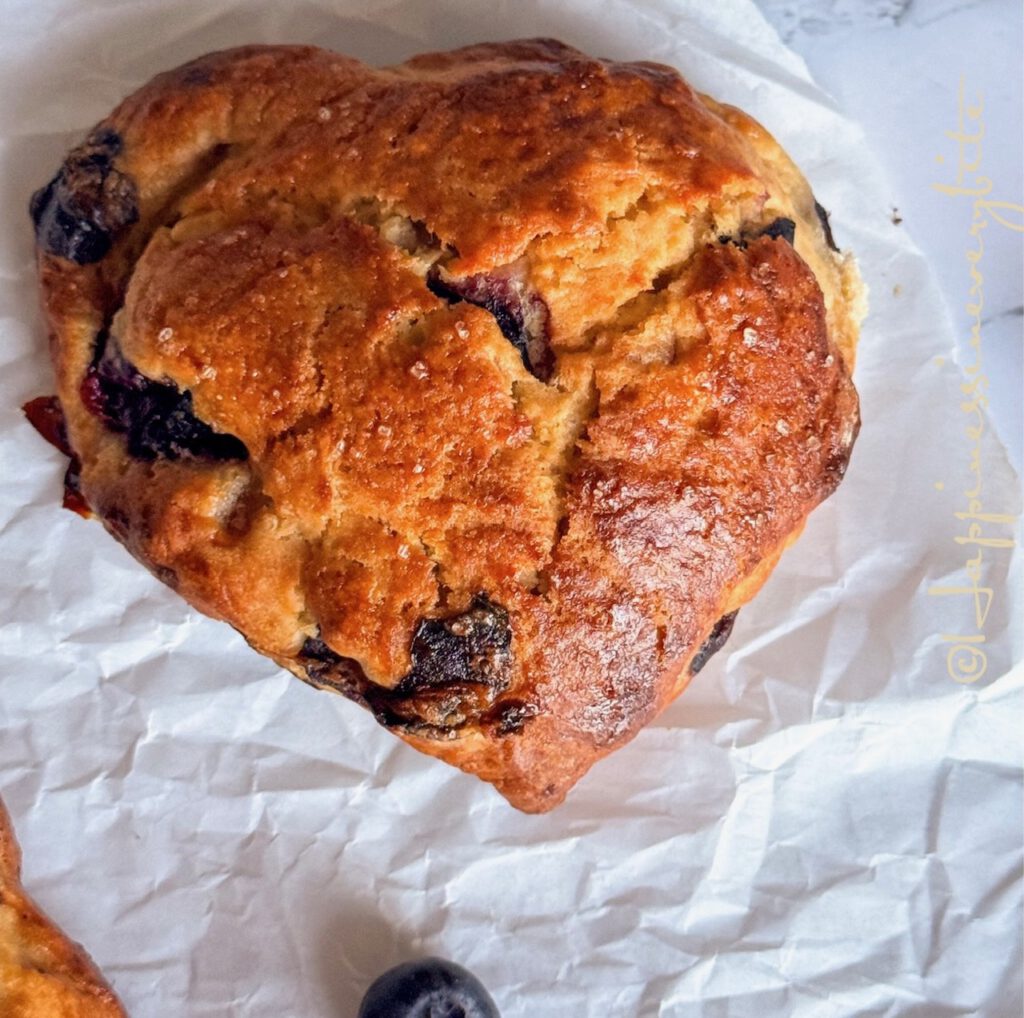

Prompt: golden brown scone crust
[
  {"left": 0, "top": 799, "right": 127, "bottom": 1017},
  {"left": 30, "top": 40, "right": 863, "bottom": 811}
]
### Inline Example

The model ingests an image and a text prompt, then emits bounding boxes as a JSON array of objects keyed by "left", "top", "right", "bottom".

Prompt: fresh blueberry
[{"left": 358, "top": 958, "right": 501, "bottom": 1018}]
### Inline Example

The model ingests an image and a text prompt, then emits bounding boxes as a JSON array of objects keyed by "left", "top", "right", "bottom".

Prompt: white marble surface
[{"left": 757, "top": 0, "right": 1023, "bottom": 474}]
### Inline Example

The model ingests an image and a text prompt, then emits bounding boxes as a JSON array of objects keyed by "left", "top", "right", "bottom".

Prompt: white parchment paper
[{"left": 1, "top": 1, "right": 1021, "bottom": 1015}]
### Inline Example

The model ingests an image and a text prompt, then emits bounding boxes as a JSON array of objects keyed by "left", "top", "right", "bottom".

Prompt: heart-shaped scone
[
  {"left": 0, "top": 798, "right": 126, "bottom": 1017},
  {"left": 28, "top": 40, "right": 863, "bottom": 811}
]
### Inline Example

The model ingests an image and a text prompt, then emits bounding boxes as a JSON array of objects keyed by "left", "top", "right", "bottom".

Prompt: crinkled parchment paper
[{"left": 0, "top": 1, "right": 1020, "bottom": 1015}]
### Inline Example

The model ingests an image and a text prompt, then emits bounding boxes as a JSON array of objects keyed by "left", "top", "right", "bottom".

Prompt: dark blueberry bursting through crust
[
  {"left": 80, "top": 333, "right": 247, "bottom": 461},
  {"left": 358, "top": 957, "right": 501, "bottom": 1018},
  {"left": 427, "top": 270, "right": 555, "bottom": 381},
  {"left": 299, "top": 595, "right": 517, "bottom": 739},
  {"left": 373, "top": 594, "right": 515, "bottom": 736},
  {"left": 760, "top": 217, "right": 797, "bottom": 245},
  {"left": 30, "top": 127, "right": 139, "bottom": 264},
  {"left": 689, "top": 611, "right": 739, "bottom": 676},
  {"left": 300, "top": 637, "right": 336, "bottom": 661},
  {"left": 399, "top": 593, "right": 513, "bottom": 694},
  {"left": 719, "top": 219, "right": 796, "bottom": 249},
  {"left": 298, "top": 638, "right": 367, "bottom": 701},
  {"left": 485, "top": 697, "right": 539, "bottom": 736},
  {"left": 814, "top": 199, "right": 840, "bottom": 252}
]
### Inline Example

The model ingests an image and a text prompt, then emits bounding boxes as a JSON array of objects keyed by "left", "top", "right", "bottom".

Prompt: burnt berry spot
[
  {"left": 813, "top": 200, "right": 840, "bottom": 252},
  {"left": 371, "top": 594, "right": 515, "bottom": 738},
  {"left": 689, "top": 611, "right": 738, "bottom": 676},
  {"left": 81, "top": 333, "right": 247, "bottom": 462},
  {"left": 428, "top": 270, "right": 555, "bottom": 381},
  {"left": 720, "top": 219, "right": 796, "bottom": 249},
  {"left": 298, "top": 637, "right": 368, "bottom": 701},
  {"left": 30, "top": 127, "right": 139, "bottom": 264},
  {"left": 300, "top": 636, "right": 336, "bottom": 661},
  {"left": 296, "top": 597, "right": 516, "bottom": 740},
  {"left": 485, "top": 697, "right": 539, "bottom": 736},
  {"left": 401, "top": 594, "right": 513, "bottom": 693},
  {"left": 760, "top": 217, "right": 797, "bottom": 245}
]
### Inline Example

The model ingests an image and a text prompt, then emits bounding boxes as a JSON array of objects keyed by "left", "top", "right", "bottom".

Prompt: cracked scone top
[{"left": 29, "top": 40, "right": 863, "bottom": 812}]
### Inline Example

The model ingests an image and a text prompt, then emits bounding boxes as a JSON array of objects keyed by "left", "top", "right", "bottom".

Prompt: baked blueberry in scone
[{"left": 27, "top": 41, "right": 864, "bottom": 811}]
